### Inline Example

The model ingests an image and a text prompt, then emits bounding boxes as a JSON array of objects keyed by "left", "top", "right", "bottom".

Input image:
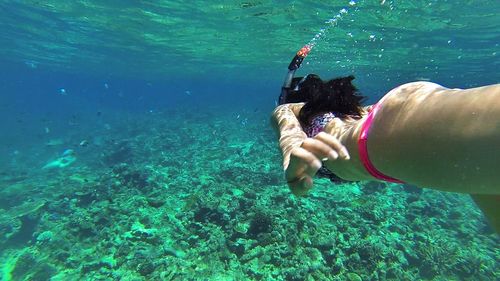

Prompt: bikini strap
[{"left": 358, "top": 102, "right": 404, "bottom": 183}]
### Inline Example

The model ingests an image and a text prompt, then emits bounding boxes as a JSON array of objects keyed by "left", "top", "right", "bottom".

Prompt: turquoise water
[{"left": 0, "top": 1, "right": 499, "bottom": 280}]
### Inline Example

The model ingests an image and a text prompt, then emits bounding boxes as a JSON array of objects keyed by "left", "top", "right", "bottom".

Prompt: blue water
[{"left": 0, "top": 1, "right": 499, "bottom": 280}]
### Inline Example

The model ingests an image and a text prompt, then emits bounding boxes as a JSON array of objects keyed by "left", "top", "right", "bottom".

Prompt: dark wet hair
[{"left": 284, "top": 74, "right": 366, "bottom": 124}]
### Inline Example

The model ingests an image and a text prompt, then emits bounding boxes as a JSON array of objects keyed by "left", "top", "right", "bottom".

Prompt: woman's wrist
[{"left": 280, "top": 130, "right": 306, "bottom": 169}]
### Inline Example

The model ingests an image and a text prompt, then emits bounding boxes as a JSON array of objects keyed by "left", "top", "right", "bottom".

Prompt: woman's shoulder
[{"left": 273, "top": 103, "right": 305, "bottom": 116}]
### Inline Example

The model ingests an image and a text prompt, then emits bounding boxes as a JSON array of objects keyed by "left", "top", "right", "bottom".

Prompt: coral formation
[{"left": 0, "top": 108, "right": 498, "bottom": 280}]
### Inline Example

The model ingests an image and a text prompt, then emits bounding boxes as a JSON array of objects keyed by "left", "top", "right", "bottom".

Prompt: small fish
[
  {"left": 59, "top": 88, "right": 67, "bottom": 95},
  {"left": 415, "top": 77, "right": 431, "bottom": 81},
  {"left": 24, "top": 60, "right": 38, "bottom": 69},
  {"left": 62, "top": 149, "right": 75, "bottom": 157},
  {"left": 79, "top": 140, "right": 89, "bottom": 147}
]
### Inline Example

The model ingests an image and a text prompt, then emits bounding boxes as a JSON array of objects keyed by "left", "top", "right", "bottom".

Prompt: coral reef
[{"left": 0, "top": 108, "right": 498, "bottom": 280}]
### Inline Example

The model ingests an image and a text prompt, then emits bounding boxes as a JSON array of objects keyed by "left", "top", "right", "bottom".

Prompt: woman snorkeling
[{"left": 271, "top": 46, "right": 500, "bottom": 231}]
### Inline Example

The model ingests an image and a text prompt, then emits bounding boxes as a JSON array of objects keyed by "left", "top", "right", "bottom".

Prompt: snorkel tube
[{"left": 278, "top": 45, "right": 312, "bottom": 105}]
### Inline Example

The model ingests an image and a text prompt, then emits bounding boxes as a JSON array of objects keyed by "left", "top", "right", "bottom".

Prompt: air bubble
[{"left": 305, "top": 3, "right": 357, "bottom": 49}]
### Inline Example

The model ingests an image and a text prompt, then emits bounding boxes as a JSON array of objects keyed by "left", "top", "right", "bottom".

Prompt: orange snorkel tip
[{"left": 296, "top": 45, "right": 312, "bottom": 58}]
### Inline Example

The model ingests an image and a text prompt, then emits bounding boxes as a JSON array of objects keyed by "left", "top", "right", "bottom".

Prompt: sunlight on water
[{"left": 0, "top": 0, "right": 497, "bottom": 84}]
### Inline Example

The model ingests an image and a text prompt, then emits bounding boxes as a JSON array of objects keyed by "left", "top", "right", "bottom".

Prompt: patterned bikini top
[{"left": 303, "top": 112, "right": 336, "bottom": 137}]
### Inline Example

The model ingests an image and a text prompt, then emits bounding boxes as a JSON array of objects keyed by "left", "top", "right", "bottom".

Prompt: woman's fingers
[
  {"left": 300, "top": 136, "right": 341, "bottom": 161},
  {"left": 284, "top": 133, "right": 350, "bottom": 196},
  {"left": 286, "top": 147, "right": 321, "bottom": 181},
  {"left": 285, "top": 147, "right": 320, "bottom": 196},
  {"left": 314, "top": 132, "right": 350, "bottom": 160},
  {"left": 288, "top": 175, "right": 313, "bottom": 196}
]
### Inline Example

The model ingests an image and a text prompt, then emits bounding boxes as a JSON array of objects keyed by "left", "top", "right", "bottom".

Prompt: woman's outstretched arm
[{"left": 270, "top": 103, "right": 307, "bottom": 168}]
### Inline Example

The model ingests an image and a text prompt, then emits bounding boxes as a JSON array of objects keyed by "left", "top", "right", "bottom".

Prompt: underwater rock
[
  {"left": 193, "top": 207, "right": 228, "bottom": 227},
  {"left": 247, "top": 212, "right": 273, "bottom": 238},
  {"left": 114, "top": 243, "right": 132, "bottom": 260},
  {"left": 227, "top": 238, "right": 247, "bottom": 257},
  {"left": 54, "top": 250, "right": 71, "bottom": 263},
  {"left": 45, "top": 138, "right": 64, "bottom": 146},
  {"left": 124, "top": 222, "right": 159, "bottom": 245},
  {"left": 74, "top": 191, "right": 97, "bottom": 207},
  {"left": 111, "top": 164, "right": 150, "bottom": 191},
  {"left": 311, "top": 233, "right": 336, "bottom": 252},
  {"left": 35, "top": 230, "right": 54, "bottom": 244},
  {"left": 0, "top": 173, "right": 28, "bottom": 184},
  {"left": 67, "top": 214, "right": 97, "bottom": 238},
  {"left": 418, "top": 238, "right": 459, "bottom": 278},
  {"left": 346, "top": 272, "right": 363, "bottom": 281},
  {"left": 10, "top": 252, "right": 36, "bottom": 280},
  {"left": 137, "top": 261, "right": 156, "bottom": 276},
  {"left": 81, "top": 260, "right": 113, "bottom": 274},
  {"left": 233, "top": 222, "right": 250, "bottom": 235},
  {"left": 402, "top": 184, "right": 423, "bottom": 194},
  {"left": 42, "top": 149, "right": 76, "bottom": 169},
  {"left": 162, "top": 246, "right": 185, "bottom": 258},
  {"left": 0, "top": 200, "right": 46, "bottom": 245},
  {"left": 361, "top": 181, "right": 386, "bottom": 194},
  {"left": 102, "top": 141, "right": 134, "bottom": 165},
  {"left": 0, "top": 200, "right": 46, "bottom": 223},
  {"left": 147, "top": 197, "right": 165, "bottom": 208},
  {"left": 240, "top": 245, "right": 265, "bottom": 263},
  {"left": 11, "top": 251, "right": 55, "bottom": 281}
]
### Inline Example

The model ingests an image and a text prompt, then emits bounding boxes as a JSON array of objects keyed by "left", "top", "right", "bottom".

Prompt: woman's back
[
  {"left": 368, "top": 82, "right": 500, "bottom": 194},
  {"left": 303, "top": 112, "right": 336, "bottom": 137}
]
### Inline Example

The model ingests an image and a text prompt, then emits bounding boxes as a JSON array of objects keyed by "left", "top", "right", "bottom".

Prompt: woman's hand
[{"left": 285, "top": 132, "right": 350, "bottom": 196}]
